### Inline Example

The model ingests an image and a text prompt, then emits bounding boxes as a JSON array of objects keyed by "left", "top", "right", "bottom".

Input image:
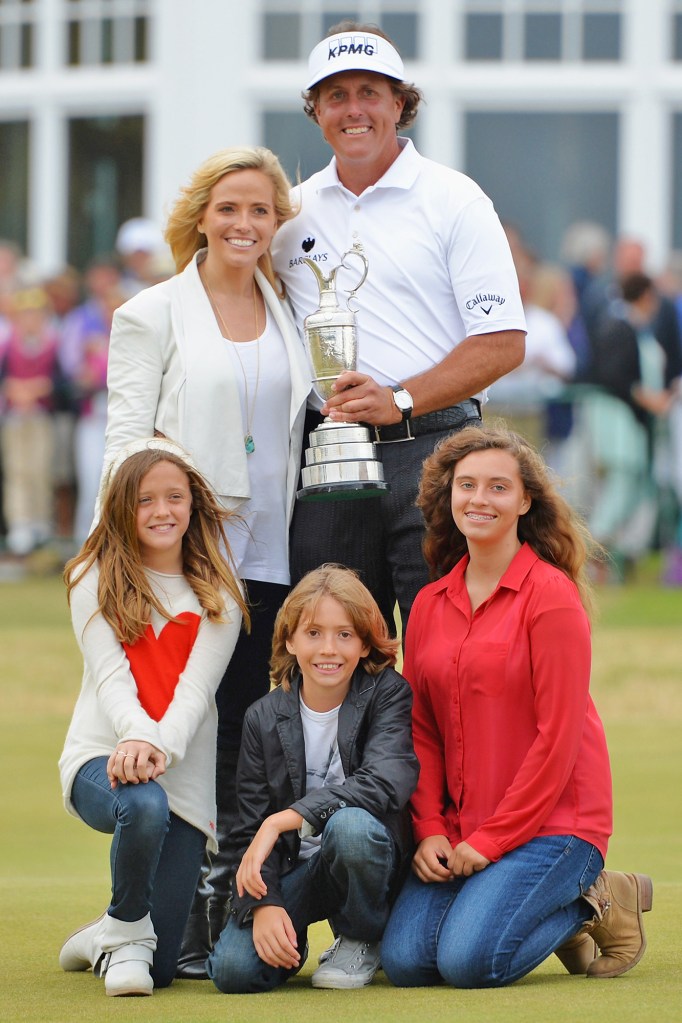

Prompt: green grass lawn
[{"left": 1, "top": 572, "right": 680, "bottom": 1023}]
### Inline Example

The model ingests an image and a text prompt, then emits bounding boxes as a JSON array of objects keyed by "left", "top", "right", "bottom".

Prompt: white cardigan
[
  {"left": 59, "top": 567, "right": 242, "bottom": 852},
  {"left": 104, "top": 251, "right": 311, "bottom": 517}
]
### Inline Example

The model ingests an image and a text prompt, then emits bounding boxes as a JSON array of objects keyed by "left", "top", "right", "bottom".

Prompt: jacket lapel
[{"left": 275, "top": 680, "right": 307, "bottom": 799}]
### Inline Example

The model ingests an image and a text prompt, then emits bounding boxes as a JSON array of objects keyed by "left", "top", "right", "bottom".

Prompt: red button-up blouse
[{"left": 403, "top": 543, "right": 612, "bottom": 863}]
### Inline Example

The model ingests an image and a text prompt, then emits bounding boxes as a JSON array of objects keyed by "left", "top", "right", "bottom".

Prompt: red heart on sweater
[{"left": 123, "top": 612, "right": 201, "bottom": 721}]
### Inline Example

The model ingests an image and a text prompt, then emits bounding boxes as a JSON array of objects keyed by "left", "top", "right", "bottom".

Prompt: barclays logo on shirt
[{"left": 289, "top": 238, "right": 329, "bottom": 268}]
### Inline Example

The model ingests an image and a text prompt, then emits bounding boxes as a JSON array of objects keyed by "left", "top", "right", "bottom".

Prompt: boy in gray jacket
[{"left": 208, "top": 564, "right": 419, "bottom": 992}]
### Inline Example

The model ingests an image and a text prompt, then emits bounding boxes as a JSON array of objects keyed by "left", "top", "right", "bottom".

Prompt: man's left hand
[{"left": 321, "top": 371, "right": 402, "bottom": 427}]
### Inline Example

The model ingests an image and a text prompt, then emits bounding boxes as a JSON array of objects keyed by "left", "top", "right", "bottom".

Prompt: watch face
[{"left": 394, "top": 389, "right": 413, "bottom": 411}]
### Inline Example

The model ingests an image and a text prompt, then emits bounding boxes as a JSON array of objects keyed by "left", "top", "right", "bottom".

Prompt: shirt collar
[
  {"left": 316, "top": 137, "right": 421, "bottom": 195},
  {"left": 442, "top": 542, "right": 540, "bottom": 604}
]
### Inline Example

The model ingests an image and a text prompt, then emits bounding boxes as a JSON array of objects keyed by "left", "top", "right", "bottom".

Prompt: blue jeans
[
  {"left": 381, "top": 835, "right": 603, "bottom": 988},
  {"left": 71, "top": 757, "right": 206, "bottom": 987},
  {"left": 208, "top": 806, "right": 399, "bottom": 993}
]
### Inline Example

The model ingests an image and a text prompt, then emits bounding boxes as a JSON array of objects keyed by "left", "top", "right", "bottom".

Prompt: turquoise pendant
[{"left": 244, "top": 434, "right": 255, "bottom": 454}]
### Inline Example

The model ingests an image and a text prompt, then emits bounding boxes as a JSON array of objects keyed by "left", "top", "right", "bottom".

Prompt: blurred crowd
[
  {"left": 1, "top": 218, "right": 681, "bottom": 585},
  {"left": 489, "top": 221, "right": 682, "bottom": 585},
  {"left": 0, "top": 220, "right": 173, "bottom": 563}
]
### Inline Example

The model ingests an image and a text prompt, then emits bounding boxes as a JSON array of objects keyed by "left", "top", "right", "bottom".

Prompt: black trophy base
[{"left": 296, "top": 480, "right": 391, "bottom": 503}]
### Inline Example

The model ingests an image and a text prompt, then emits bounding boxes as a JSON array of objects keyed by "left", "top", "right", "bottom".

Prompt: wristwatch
[{"left": 391, "top": 384, "right": 414, "bottom": 421}]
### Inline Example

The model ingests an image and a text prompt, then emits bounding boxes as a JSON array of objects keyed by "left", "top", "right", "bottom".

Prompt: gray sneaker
[{"left": 311, "top": 936, "right": 381, "bottom": 989}]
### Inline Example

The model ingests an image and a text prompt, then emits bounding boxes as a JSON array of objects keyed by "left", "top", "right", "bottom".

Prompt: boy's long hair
[
  {"left": 418, "top": 424, "right": 600, "bottom": 616},
  {"left": 270, "top": 564, "right": 399, "bottom": 690},
  {"left": 64, "top": 447, "right": 250, "bottom": 644}
]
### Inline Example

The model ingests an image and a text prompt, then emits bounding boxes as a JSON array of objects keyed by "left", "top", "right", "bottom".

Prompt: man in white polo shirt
[{"left": 272, "top": 20, "right": 526, "bottom": 634}]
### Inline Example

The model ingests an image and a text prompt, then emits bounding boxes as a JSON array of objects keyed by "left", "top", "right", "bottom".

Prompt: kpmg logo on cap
[{"left": 327, "top": 35, "right": 378, "bottom": 62}]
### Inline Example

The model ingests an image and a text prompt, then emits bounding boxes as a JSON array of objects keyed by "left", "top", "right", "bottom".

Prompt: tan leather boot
[
  {"left": 582, "top": 871, "right": 653, "bottom": 978},
  {"left": 554, "top": 929, "right": 597, "bottom": 974}
]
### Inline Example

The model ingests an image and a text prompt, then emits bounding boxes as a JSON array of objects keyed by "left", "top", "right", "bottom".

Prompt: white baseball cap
[
  {"left": 115, "top": 217, "right": 164, "bottom": 257},
  {"left": 306, "top": 31, "right": 405, "bottom": 90}
]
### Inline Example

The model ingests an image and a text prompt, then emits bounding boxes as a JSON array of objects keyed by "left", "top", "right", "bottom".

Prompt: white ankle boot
[{"left": 59, "top": 911, "right": 157, "bottom": 996}]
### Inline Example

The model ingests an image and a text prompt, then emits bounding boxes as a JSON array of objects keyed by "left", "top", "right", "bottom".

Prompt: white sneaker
[
  {"left": 311, "top": 936, "right": 381, "bottom": 989},
  {"left": 103, "top": 944, "right": 154, "bottom": 997},
  {"left": 59, "top": 911, "right": 156, "bottom": 997}
]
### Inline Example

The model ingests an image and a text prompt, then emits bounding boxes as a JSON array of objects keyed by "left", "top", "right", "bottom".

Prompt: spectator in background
[
  {"left": 582, "top": 236, "right": 682, "bottom": 363},
  {"left": 0, "top": 286, "right": 61, "bottom": 555},
  {"left": 559, "top": 220, "right": 611, "bottom": 325},
  {"left": 488, "top": 232, "right": 576, "bottom": 456},
  {"left": 656, "top": 253, "right": 682, "bottom": 583},
  {"left": 59, "top": 259, "right": 126, "bottom": 544},
  {"left": 115, "top": 217, "right": 169, "bottom": 297},
  {"left": 44, "top": 265, "right": 83, "bottom": 543},
  {"left": 0, "top": 240, "right": 24, "bottom": 345},
  {"left": 526, "top": 262, "right": 591, "bottom": 475},
  {"left": 578, "top": 273, "right": 682, "bottom": 579},
  {"left": 657, "top": 251, "right": 682, "bottom": 338},
  {"left": 0, "top": 240, "right": 25, "bottom": 542}
]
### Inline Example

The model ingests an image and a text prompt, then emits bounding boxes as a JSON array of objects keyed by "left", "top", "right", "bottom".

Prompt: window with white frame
[
  {"left": 0, "top": 119, "right": 29, "bottom": 250},
  {"left": 672, "top": 0, "right": 682, "bottom": 61},
  {"left": 0, "top": 0, "right": 37, "bottom": 70},
  {"left": 261, "top": 0, "right": 418, "bottom": 61},
  {"left": 463, "top": 0, "right": 622, "bottom": 62},
  {"left": 64, "top": 0, "right": 151, "bottom": 66}
]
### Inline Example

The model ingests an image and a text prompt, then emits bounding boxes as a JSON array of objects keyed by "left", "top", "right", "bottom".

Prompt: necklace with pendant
[{"left": 203, "top": 274, "right": 261, "bottom": 454}]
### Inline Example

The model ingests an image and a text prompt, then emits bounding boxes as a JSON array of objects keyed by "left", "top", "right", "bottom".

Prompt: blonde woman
[{"left": 102, "top": 147, "right": 311, "bottom": 972}]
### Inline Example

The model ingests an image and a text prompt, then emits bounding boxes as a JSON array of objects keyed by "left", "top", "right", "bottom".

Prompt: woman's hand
[
  {"left": 252, "top": 905, "right": 301, "bottom": 969},
  {"left": 448, "top": 840, "right": 491, "bottom": 877},
  {"left": 107, "top": 741, "right": 167, "bottom": 788},
  {"left": 236, "top": 809, "right": 304, "bottom": 900},
  {"left": 411, "top": 834, "right": 456, "bottom": 883}
]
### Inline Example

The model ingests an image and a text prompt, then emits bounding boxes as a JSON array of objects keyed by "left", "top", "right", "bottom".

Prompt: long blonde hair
[
  {"left": 164, "top": 146, "right": 295, "bottom": 294},
  {"left": 65, "top": 446, "right": 250, "bottom": 644},
  {"left": 270, "top": 564, "right": 399, "bottom": 690},
  {"left": 418, "top": 425, "right": 600, "bottom": 616}
]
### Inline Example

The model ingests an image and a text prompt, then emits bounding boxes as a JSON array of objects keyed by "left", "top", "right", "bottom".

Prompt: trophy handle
[
  {"left": 340, "top": 243, "right": 369, "bottom": 310},
  {"left": 301, "top": 258, "right": 339, "bottom": 293}
]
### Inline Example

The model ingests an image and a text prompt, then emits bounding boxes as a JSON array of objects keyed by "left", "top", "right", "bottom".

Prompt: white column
[
  {"left": 147, "top": 1, "right": 261, "bottom": 225},
  {"left": 28, "top": 0, "right": 67, "bottom": 271},
  {"left": 618, "top": 0, "right": 670, "bottom": 271},
  {"left": 415, "top": 0, "right": 459, "bottom": 168}
]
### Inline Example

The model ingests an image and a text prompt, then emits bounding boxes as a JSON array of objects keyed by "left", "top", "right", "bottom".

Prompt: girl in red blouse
[{"left": 381, "top": 425, "right": 652, "bottom": 987}]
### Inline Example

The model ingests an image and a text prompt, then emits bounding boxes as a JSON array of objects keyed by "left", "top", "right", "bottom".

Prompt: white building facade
[{"left": 2, "top": 0, "right": 682, "bottom": 273}]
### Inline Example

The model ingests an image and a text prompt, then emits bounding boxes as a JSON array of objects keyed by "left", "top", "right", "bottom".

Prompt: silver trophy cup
[{"left": 297, "top": 243, "right": 390, "bottom": 502}]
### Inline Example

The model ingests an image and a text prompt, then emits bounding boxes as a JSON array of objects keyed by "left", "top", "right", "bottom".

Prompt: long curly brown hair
[
  {"left": 270, "top": 564, "right": 399, "bottom": 690},
  {"left": 302, "top": 21, "right": 423, "bottom": 131},
  {"left": 418, "top": 425, "right": 600, "bottom": 615},
  {"left": 65, "top": 447, "right": 250, "bottom": 644}
]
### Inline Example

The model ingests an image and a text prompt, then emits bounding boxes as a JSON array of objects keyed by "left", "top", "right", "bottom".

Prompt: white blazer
[{"left": 104, "top": 251, "right": 311, "bottom": 520}]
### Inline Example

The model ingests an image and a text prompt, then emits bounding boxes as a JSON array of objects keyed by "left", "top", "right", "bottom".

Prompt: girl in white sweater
[{"left": 58, "top": 437, "right": 247, "bottom": 996}]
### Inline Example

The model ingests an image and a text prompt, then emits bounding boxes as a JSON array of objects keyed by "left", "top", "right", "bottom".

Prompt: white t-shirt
[
  {"left": 298, "top": 697, "right": 346, "bottom": 860},
  {"left": 222, "top": 310, "right": 292, "bottom": 584},
  {"left": 271, "top": 138, "right": 526, "bottom": 407}
]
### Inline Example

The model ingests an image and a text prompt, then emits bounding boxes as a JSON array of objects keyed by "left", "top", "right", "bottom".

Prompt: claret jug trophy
[{"left": 297, "top": 243, "right": 389, "bottom": 501}]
